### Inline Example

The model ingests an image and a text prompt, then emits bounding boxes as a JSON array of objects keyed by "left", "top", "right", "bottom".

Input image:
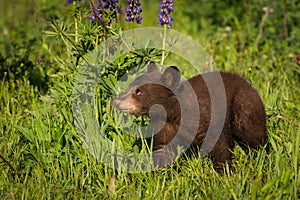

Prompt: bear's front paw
[{"left": 152, "top": 147, "right": 174, "bottom": 168}]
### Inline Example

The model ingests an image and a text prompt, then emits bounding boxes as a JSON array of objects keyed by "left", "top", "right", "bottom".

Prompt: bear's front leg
[{"left": 152, "top": 146, "right": 174, "bottom": 168}]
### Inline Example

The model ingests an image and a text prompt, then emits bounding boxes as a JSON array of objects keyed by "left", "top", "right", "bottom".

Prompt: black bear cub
[{"left": 114, "top": 62, "right": 267, "bottom": 172}]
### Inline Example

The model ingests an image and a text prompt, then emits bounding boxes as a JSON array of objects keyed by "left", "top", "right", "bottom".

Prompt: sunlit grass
[{"left": 0, "top": 0, "right": 299, "bottom": 199}]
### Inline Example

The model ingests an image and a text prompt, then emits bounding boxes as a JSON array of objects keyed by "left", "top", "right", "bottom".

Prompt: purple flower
[
  {"left": 66, "top": 0, "right": 81, "bottom": 4},
  {"left": 88, "top": 0, "right": 122, "bottom": 21},
  {"left": 89, "top": 0, "right": 100, "bottom": 21},
  {"left": 124, "top": 0, "right": 142, "bottom": 24},
  {"left": 102, "top": 0, "right": 122, "bottom": 14},
  {"left": 158, "top": 0, "right": 174, "bottom": 28},
  {"left": 136, "top": 16, "right": 142, "bottom": 24}
]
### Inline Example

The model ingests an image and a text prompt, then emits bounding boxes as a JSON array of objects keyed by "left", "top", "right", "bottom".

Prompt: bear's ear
[
  {"left": 161, "top": 66, "right": 181, "bottom": 89},
  {"left": 147, "top": 62, "right": 160, "bottom": 73}
]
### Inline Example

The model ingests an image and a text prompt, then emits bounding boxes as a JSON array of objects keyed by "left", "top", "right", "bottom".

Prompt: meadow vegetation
[{"left": 0, "top": 0, "right": 299, "bottom": 199}]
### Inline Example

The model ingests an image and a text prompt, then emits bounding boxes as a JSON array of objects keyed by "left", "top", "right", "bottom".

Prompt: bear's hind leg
[{"left": 232, "top": 88, "right": 267, "bottom": 148}]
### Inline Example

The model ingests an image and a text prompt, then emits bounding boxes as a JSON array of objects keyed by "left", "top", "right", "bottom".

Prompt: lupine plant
[
  {"left": 157, "top": 0, "right": 175, "bottom": 64},
  {"left": 62, "top": 0, "right": 176, "bottom": 66},
  {"left": 62, "top": 0, "right": 175, "bottom": 66}
]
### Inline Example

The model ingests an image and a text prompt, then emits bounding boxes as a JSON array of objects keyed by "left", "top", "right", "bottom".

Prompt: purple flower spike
[
  {"left": 102, "top": 0, "right": 122, "bottom": 14},
  {"left": 125, "top": 0, "right": 142, "bottom": 24},
  {"left": 88, "top": 0, "right": 122, "bottom": 21},
  {"left": 158, "top": 0, "right": 174, "bottom": 28}
]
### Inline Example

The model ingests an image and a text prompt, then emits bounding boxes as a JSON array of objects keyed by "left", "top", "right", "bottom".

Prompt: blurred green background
[{"left": 1, "top": 0, "right": 299, "bottom": 91}]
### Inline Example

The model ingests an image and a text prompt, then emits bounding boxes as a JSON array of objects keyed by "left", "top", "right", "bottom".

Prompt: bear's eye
[{"left": 134, "top": 88, "right": 142, "bottom": 96}]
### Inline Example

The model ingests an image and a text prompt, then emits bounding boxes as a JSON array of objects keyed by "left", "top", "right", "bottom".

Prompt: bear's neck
[
  {"left": 151, "top": 98, "right": 181, "bottom": 125},
  {"left": 150, "top": 100, "right": 181, "bottom": 151}
]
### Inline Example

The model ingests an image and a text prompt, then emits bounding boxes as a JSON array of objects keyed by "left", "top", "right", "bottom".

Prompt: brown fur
[{"left": 114, "top": 63, "right": 267, "bottom": 172}]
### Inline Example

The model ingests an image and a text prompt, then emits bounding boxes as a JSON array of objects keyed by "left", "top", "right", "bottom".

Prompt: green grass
[{"left": 1, "top": 0, "right": 299, "bottom": 199}]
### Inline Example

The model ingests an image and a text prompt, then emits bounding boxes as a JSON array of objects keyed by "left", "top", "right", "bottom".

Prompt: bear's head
[{"left": 114, "top": 62, "right": 181, "bottom": 116}]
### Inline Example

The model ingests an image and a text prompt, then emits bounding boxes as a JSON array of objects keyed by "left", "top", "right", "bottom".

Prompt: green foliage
[{"left": 0, "top": 0, "right": 299, "bottom": 199}]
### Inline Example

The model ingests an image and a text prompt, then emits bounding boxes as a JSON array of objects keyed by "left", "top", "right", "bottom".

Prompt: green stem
[
  {"left": 131, "top": 22, "right": 135, "bottom": 50},
  {"left": 75, "top": 18, "right": 78, "bottom": 44},
  {"left": 161, "top": 24, "right": 167, "bottom": 65},
  {"left": 255, "top": 9, "right": 270, "bottom": 52},
  {"left": 73, "top": 1, "right": 78, "bottom": 43}
]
